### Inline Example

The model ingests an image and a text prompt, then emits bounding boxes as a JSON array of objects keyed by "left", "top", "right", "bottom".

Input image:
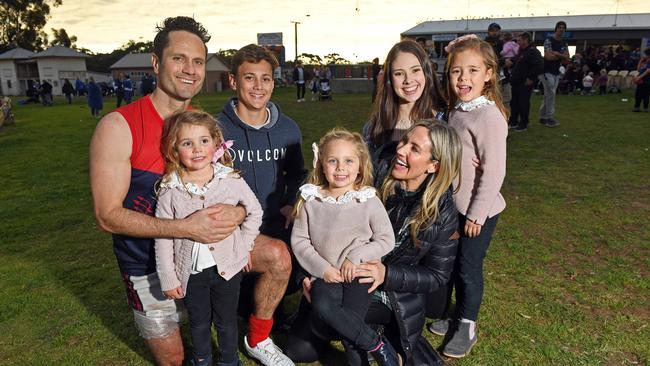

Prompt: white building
[
  {"left": 402, "top": 13, "right": 650, "bottom": 58},
  {"left": 0, "top": 46, "right": 89, "bottom": 96}
]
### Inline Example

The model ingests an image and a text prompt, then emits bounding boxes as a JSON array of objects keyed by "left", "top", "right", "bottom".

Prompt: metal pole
[{"left": 291, "top": 21, "right": 301, "bottom": 61}]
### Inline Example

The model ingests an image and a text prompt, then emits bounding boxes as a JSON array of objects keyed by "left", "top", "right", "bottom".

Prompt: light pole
[
  {"left": 290, "top": 15, "right": 309, "bottom": 62},
  {"left": 290, "top": 20, "right": 301, "bottom": 62}
]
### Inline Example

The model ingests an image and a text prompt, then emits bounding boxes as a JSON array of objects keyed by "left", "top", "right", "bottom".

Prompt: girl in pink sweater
[
  {"left": 155, "top": 110, "right": 263, "bottom": 366},
  {"left": 432, "top": 35, "right": 508, "bottom": 359},
  {"left": 291, "top": 128, "right": 399, "bottom": 365}
]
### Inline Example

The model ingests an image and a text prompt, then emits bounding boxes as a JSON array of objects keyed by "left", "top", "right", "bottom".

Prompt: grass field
[{"left": 0, "top": 87, "right": 648, "bottom": 365}]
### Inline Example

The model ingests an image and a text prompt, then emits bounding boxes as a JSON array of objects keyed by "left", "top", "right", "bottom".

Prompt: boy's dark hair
[
  {"left": 230, "top": 44, "right": 279, "bottom": 75},
  {"left": 519, "top": 32, "right": 532, "bottom": 43},
  {"left": 644, "top": 48, "right": 650, "bottom": 56},
  {"left": 153, "top": 16, "right": 211, "bottom": 59},
  {"left": 555, "top": 21, "right": 567, "bottom": 31}
]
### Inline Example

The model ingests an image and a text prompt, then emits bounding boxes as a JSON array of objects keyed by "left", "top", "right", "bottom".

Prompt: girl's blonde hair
[
  {"left": 445, "top": 36, "right": 509, "bottom": 120},
  {"left": 160, "top": 110, "right": 233, "bottom": 182},
  {"left": 293, "top": 128, "right": 373, "bottom": 217},
  {"left": 380, "top": 120, "right": 462, "bottom": 246}
]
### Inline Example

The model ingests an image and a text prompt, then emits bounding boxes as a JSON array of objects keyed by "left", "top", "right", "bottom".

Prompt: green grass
[{"left": 0, "top": 88, "right": 648, "bottom": 365}]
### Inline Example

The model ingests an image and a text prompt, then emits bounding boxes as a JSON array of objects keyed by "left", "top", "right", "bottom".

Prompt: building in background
[
  {"left": 0, "top": 46, "right": 89, "bottom": 96},
  {"left": 402, "top": 13, "right": 650, "bottom": 59}
]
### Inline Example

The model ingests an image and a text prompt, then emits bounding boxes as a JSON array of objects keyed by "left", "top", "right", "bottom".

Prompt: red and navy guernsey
[{"left": 113, "top": 96, "right": 166, "bottom": 276}]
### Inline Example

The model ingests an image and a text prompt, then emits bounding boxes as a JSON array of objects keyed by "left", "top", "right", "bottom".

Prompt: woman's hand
[
  {"left": 323, "top": 266, "right": 343, "bottom": 283},
  {"left": 464, "top": 220, "right": 482, "bottom": 238},
  {"left": 302, "top": 277, "right": 314, "bottom": 303},
  {"left": 356, "top": 260, "right": 386, "bottom": 293},
  {"left": 163, "top": 287, "right": 184, "bottom": 300},
  {"left": 341, "top": 259, "right": 356, "bottom": 283}
]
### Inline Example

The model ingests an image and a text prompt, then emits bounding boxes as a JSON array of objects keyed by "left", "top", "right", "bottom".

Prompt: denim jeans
[
  {"left": 310, "top": 278, "right": 379, "bottom": 351},
  {"left": 427, "top": 214, "right": 500, "bottom": 321},
  {"left": 184, "top": 267, "right": 242, "bottom": 365},
  {"left": 538, "top": 73, "right": 561, "bottom": 119}
]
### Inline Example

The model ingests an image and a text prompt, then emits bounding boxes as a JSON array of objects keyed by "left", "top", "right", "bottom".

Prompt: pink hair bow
[
  {"left": 213, "top": 140, "right": 234, "bottom": 164},
  {"left": 444, "top": 34, "right": 479, "bottom": 53}
]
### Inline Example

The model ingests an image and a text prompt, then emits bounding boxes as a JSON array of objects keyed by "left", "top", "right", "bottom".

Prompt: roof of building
[
  {"left": 111, "top": 53, "right": 230, "bottom": 70},
  {"left": 34, "top": 46, "right": 89, "bottom": 58},
  {"left": 110, "top": 53, "right": 153, "bottom": 69},
  {"left": 402, "top": 13, "right": 650, "bottom": 36},
  {"left": 0, "top": 47, "right": 37, "bottom": 60}
]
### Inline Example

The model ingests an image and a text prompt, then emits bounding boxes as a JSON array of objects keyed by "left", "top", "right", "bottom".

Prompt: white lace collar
[
  {"left": 299, "top": 183, "right": 376, "bottom": 204},
  {"left": 455, "top": 95, "right": 495, "bottom": 112},
  {"left": 160, "top": 163, "right": 233, "bottom": 195}
]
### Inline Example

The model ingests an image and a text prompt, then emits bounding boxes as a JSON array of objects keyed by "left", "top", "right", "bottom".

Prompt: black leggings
[{"left": 285, "top": 299, "right": 395, "bottom": 365}]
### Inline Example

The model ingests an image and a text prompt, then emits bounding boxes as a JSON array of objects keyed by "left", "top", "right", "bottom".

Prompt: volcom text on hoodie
[{"left": 218, "top": 98, "right": 306, "bottom": 238}]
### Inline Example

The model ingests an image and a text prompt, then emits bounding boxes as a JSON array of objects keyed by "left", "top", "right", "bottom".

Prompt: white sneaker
[{"left": 244, "top": 336, "right": 294, "bottom": 366}]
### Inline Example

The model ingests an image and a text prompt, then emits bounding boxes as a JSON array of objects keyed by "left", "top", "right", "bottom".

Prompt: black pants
[
  {"left": 65, "top": 94, "right": 73, "bottom": 104},
  {"left": 184, "top": 267, "right": 242, "bottom": 364},
  {"left": 509, "top": 83, "right": 533, "bottom": 129},
  {"left": 599, "top": 85, "right": 607, "bottom": 95},
  {"left": 311, "top": 279, "right": 378, "bottom": 351},
  {"left": 434, "top": 214, "right": 499, "bottom": 321},
  {"left": 296, "top": 83, "right": 305, "bottom": 99},
  {"left": 634, "top": 83, "right": 650, "bottom": 110},
  {"left": 285, "top": 298, "right": 395, "bottom": 365},
  {"left": 116, "top": 91, "right": 124, "bottom": 107}
]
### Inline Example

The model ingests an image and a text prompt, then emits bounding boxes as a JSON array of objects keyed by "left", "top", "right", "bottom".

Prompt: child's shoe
[
  {"left": 442, "top": 320, "right": 477, "bottom": 359},
  {"left": 428, "top": 318, "right": 451, "bottom": 336}
]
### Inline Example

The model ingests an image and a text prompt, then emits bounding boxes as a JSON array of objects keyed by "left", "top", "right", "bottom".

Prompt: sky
[{"left": 48, "top": 0, "right": 649, "bottom": 62}]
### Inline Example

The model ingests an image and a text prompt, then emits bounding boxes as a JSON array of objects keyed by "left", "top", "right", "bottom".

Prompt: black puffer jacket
[{"left": 381, "top": 184, "right": 458, "bottom": 365}]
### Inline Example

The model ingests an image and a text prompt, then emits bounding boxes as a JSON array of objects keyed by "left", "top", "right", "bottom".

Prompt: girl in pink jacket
[{"left": 155, "top": 110, "right": 263, "bottom": 366}]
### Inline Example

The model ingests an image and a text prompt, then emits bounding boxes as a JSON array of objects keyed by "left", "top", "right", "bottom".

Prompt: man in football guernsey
[{"left": 90, "top": 17, "right": 245, "bottom": 366}]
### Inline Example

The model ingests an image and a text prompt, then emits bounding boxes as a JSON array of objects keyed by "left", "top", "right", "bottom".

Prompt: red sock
[{"left": 248, "top": 314, "right": 273, "bottom": 347}]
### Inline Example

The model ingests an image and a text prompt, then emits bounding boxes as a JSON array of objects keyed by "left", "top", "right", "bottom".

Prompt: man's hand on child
[
  {"left": 341, "top": 259, "right": 356, "bottom": 283},
  {"left": 280, "top": 205, "right": 294, "bottom": 229},
  {"left": 323, "top": 266, "right": 343, "bottom": 283},
  {"left": 164, "top": 287, "right": 184, "bottom": 300}
]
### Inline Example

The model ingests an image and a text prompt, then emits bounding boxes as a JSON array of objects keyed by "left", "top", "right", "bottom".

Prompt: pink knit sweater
[
  {"left": 291, "top": 184, "right": 395, "bottom": 279},
  {"left": 449, "top": 98, "right": 507, "bottom": 225},
  {"left": 155, "top": 165, "right": 263, "bottom": 293}
]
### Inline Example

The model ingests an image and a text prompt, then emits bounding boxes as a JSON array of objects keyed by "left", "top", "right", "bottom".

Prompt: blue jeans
[
  {"left": 184, "top": 267, "right": 242, "bottom": 365},
  {"left": 310, "top": 278, "right": 379, "bottom": 351},
  {"left": 450, "top": 214, "right": 499, "bottom": 321},
  {"left": 538, "top": 73, "right": 561, "bottom": 119}
]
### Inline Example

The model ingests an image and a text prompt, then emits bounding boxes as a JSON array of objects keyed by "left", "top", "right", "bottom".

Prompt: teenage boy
[
  {"left": 539, "top": 21, "right": 570, "bottom": 127},
  {"left": 90, "top": 17, "right": 245, "bottom": 366},
  {"left": 218, "top": 44, "right": 306, "bottom": 366}
]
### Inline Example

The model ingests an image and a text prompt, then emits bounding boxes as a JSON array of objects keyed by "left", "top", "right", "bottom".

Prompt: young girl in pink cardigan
[
  {"left": 155, "top": 110, "right": 263, "bottom": 366},
  {"left": 430, "top": 35, "right": 508, "bottom": 359},
  {"left": 291, "top": 128, "right": 399, "bottom": 365}
]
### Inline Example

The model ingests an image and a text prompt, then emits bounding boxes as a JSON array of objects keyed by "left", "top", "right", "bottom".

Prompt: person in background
[
  {"left": 632, "top": 48, "right": 650, "bottom": 113},
  {"left": 62, "top": 78, "right": 75, "bottom": 104},
  {"left": 539, "top": 21, "right": 570, "bottom": 127},
  {"left": 598, "top": 69, "right": 608, "bottom": 95},
  {"left": 123, "top": 74, "right": 134, "bottom": 104},
  {"left": 582, "top": 72, "right": 594, "bottom": 95},
  {"left": 293, "top": 61, "right": 306, "bottom": 102},
  {"left": 508, "top": 32, "right": 544, "bottom": 132},
  {"left": 87, "top": 77, "right": 103, "bottom": 118}
]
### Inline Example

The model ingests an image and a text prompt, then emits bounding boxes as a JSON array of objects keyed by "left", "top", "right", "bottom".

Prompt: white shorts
[{"left": 122, "top": 272, "right": 183, "bottom": 339}]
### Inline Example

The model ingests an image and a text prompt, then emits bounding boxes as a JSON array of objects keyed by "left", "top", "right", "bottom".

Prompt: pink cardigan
[
  {"left": 155, "top": 166, "right": 262, "bottom": 293},
  {"left": 449, "top": 99, "right": 507, "bottom": 225}
]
